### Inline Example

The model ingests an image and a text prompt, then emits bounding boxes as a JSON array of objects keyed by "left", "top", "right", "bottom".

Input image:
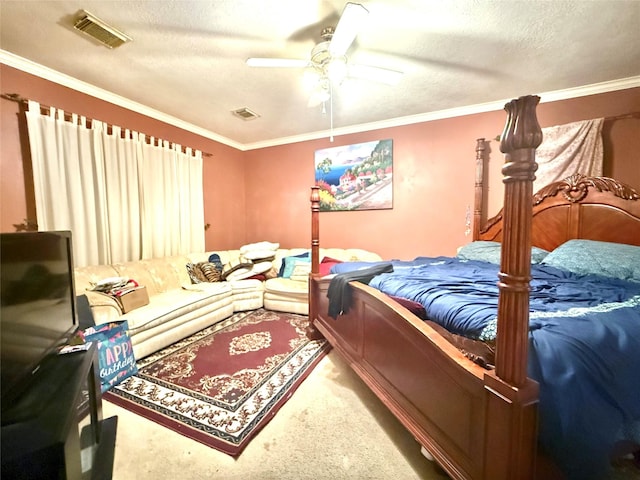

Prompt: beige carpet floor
[
  {"left": 104, "top": 347, "right": 640, "bottom": 480},
  {"left": 103, "top": 348, "right": 448, "bottom": 480}
]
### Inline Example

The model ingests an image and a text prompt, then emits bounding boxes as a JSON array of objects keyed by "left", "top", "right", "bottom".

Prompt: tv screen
[{"left": 0, "top": 231, "right": 79, "bottom": 405}]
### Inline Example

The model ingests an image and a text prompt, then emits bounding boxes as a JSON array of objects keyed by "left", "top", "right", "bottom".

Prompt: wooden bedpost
[
  {"left": 496, "top": 95, "right": 542, "bottom": 386},
  {"left": 482, "top": 95, "right": 542, "bottom": 480},
  {"left": 310, "top": 186, "right": 320, "bottom": 275},
  {"left": 473, "top": 138, "right": 486, "bottom": 240},
  {"left": 307, "top": 186, "right": 322, "bottom": 339}
]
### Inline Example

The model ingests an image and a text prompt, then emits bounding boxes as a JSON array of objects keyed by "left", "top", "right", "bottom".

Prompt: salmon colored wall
[
  {"left": 243, "top": 111, "right": 506, "bottom": 259},
  {"left": 244, "top": 89, "right": 640, "bottom": 259},
  {"left": 1, "top": 63, "right": 638, "bottom": 260},
  {"left": 0, "top": 65, "right": 246, "bottom": 251}
]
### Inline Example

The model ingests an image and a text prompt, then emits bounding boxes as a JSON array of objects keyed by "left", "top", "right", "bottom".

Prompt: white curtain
[
  {"left": 534, "top": 118, "right": 604, "bottom": 192},
  {"left": 25, "top": 101, "right": 204, "bottom": 267},
  {"left": 139, "top": 138, "right": 204, "bottom": 259}
]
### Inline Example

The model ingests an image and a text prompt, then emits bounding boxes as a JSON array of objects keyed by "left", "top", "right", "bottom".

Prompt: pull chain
[{"left": 329, "top": 83, "right": 334, "bottom": 142}]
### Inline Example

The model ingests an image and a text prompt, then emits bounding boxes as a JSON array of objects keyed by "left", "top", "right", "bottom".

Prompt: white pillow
[
  {"left": 251, "top": 260, "right": 273, "bottom": 275},
  {"left": 225, "top": 267, "right": 254, "bottom": 281},
  {"left": 289, "top": 262, "right": 312, "bottom": 282},
  {"left": 240, "top": 241, "right": 280, "bottom": 254},
  {"left": 242, "top": 250, "right": 277, "bottom": 261}
]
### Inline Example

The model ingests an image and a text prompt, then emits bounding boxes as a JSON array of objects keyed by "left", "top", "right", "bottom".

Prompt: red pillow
[{"left": 319, "top": 257, "right": 343, "bottom": 276}]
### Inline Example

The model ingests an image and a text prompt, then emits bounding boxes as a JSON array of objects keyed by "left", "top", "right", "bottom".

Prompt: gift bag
[{"left": 83, "top": 320, "right": 138, "bottom": 392}]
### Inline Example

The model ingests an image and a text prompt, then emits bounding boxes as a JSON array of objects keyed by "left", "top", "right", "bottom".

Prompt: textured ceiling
[{"left": 1, "top": 0, "right": 639, "bottom": 149}]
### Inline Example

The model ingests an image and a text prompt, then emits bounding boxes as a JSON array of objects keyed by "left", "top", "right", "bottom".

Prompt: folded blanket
[{"left": 327, "top": 263, "right": 393, "bottom": 318}]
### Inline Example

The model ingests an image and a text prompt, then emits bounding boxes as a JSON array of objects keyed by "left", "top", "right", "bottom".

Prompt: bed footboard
[{"left": 311, "top": 277, "right": 540, "bottom": 480}]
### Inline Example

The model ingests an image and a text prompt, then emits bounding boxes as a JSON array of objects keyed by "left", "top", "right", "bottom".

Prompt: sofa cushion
[
  {"left": 124, "top": 282, "right": 232, "bottom": 334},
  {"left": 264, "top": 277, "right": 308, "bottom": 296},
  {"left": 113, "top": 256, "right": 191, "bottom": 296},
  {"left": 74, "top": 264, "right": 122, "bottom": 295},
  {"left": 81, "top": 290, "right": 123, "bottom": 324},
  {"left": 263, "top": 295, "right": 309, "bottom": 315},
  {"left": 227, "top": 279, "right": 265, "bottom": 292},
  {"left": 228, "top": 279, "right": 264, "bottom": 311}
]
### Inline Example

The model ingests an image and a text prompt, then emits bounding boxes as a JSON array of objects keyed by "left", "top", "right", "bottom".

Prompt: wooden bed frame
[{"left": 307, "top": 95, "right": 640, "bottom": 480}]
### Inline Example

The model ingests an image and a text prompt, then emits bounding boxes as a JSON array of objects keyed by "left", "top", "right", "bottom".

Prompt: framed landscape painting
[{"left": 314, "top": 139, "right": 393, "bottom": 211}]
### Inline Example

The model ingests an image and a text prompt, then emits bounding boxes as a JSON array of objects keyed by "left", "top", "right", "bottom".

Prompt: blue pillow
[
  {"left": 278, "top": 252, "right": 310, "bottom": 278},
  {"left": 541, "top": 239, "right": 640, "bottom": 282},
  {"left": 456, "top": 241, "right": 549, "bottom": 265}
]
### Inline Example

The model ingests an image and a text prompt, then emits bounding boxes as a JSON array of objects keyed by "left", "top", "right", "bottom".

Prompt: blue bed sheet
[{"left": 334, "top": 257, "right": 640, "bottom": 479}]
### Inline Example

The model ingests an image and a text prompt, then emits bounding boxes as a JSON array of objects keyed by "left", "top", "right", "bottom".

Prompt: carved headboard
[{"left": 479, "top": 174, "right": 640, "bottom": 251}]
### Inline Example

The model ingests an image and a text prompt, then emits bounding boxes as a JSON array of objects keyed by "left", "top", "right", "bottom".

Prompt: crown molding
[
  {"left": 0, "top": 50, "right": 244, "bottom": 151},
  {"left": 243, "top": 76, "right": 640, "bottom": 150},
  {"left": 3, "top": 50, "right": 639, "bottom": 152}
]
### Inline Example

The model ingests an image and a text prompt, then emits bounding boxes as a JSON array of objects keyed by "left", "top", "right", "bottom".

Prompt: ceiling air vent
[
  {"left": 232, "top": 108, "right": 260, "bottom": 121},
  {"left": 73, "top": 10, "right": 132, "bottom": 49}
]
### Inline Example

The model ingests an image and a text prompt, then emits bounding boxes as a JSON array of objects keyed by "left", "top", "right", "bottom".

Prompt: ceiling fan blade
[
  {"left": 246, "top": 58, "right": 309, "bottom": 68},
  {"left": 329, "top": 2, "right": 369, "bottom": 57},
  {"left": 347, "top": 64, "right": 403, "bottom": 85}
]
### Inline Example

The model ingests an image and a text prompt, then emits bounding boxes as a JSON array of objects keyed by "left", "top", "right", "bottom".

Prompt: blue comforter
[{"left": 333, "top": 257, "right": 640, "bottom": 479}]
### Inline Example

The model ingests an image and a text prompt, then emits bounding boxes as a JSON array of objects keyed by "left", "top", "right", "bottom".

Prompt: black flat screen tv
[{"left": 0, "top": 231, "right": 79, "bottom": 410}]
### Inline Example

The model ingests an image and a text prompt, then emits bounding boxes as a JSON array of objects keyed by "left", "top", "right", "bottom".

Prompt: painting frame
[{"left": 314, "top": 139, "right": 393, "bottom": 212}]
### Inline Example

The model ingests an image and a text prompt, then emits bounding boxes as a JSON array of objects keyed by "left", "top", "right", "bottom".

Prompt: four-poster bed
[{"left": 307, "top": 95, "right": 640, "bottom": 479}]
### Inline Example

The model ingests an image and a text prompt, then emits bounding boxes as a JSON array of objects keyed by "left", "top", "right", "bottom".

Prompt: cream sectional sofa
[
  {"left": 74, "top": 247, "right": 382, "bottom": 360},
  {"left": 264, "top": 248, "right": 383, "bottom": 315}
]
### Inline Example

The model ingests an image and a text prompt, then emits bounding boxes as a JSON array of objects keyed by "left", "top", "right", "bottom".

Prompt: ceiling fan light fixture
[
  {"left": 326, "top": 57, "right": 348, "bottom": 84},
  {"left": 303, "top": 68, "right": 322, "bottom": 88},
  {"left": 318, "top": 89, "right": 331, "bottom": 104}
]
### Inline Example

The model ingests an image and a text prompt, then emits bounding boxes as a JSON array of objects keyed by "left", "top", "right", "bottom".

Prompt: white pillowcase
[
  {"left": 289, "top": 262, "right": 312, "bottom": 282},
  {"left": 242, "top": 250, "right": 276, "bottom": 261},
  {"left": 240, "top": 241, "right": 279, "bottom": 254}
]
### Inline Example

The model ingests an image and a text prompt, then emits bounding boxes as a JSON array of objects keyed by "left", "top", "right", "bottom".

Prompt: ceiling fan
[{"left": 246, "top": 2, "right": 403, "bottom": 107}]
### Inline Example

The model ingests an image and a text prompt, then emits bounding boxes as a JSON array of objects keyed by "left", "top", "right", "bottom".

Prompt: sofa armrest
[{"left": 83, "top": 290, "right": 123, "bottom": 325}]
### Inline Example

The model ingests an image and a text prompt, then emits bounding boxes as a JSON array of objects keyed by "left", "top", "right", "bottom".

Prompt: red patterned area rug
[{"left": 104, "top": 308, "right": 329, "bottom": 456}]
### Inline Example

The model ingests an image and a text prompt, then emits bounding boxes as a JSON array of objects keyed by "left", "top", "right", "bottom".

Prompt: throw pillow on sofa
[
  {"left": 289, "top": 262, "right": 312, "bottom": 282},
  {"left": 186, "top": 262, "right": 209, "bottom": 283},
  {"left": 240, "top": 241, "right": 279, "bottom": 262},
  {"left": 279, "top": 252, "right": 310, "bottom": 278},
  {"left": 319, "top": 257, "right": 343, "bottom": 276},
  {"left": 199, "top": 262, "right": 222, "bottom": 282},
  {"left": 207, "top": 253, "right": 224, "bottom": 273},
  {"left": 240, "top": 241, "right": 279, "bottom": 255},
  {"left": 186, "top": 262, "right": 222, "bottom": 283},
  {"left": 222, "top": 258, "right": 254, "bottom": 281}
]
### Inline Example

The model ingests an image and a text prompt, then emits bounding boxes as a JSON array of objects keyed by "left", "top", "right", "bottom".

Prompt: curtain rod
[
  {"left": 491, "top": 111, "right": 640, "bottom": 142},
  {"left": 1, "top": 92, "right": 213, "bottom": 158}
]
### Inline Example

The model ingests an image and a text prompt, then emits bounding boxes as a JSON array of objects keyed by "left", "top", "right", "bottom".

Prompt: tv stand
[{"left": 1, "top": 343, "right": 117, "bottom": 479}]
